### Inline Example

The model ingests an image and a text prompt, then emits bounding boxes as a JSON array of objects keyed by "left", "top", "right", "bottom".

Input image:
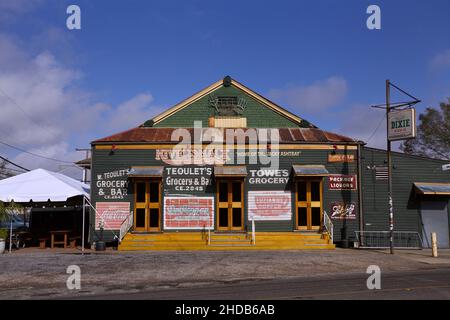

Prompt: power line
[
  {"left": 365, "top": 113, "right": 386, "bottom": 144},
  {"left": 1, "top": 167, "right": 27, "bottom": 174},
  {"left": 0, "top": 140, "right": 74, "bottom": 164},
  {"left": 0, "top": 155, "right": 30, "bottom": 171},
  {"left": 0, "top": 87, "right": 75, "bottom": 164}
]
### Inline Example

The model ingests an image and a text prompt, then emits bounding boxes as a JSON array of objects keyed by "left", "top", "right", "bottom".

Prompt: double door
[
  {"left": 134, "top": 180, "right": 161, "bottom": 232},
  {"left": 296, "top": 179, "right": 323, "bottom": 230},
  {"left": 217, "top": 180, "right": 244, "bottom": 231}
]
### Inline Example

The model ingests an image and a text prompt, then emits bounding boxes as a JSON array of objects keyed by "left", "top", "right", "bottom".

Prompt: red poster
[
  {"left": 164, "top": 197, "right": 214, "bottom": 230},
  {"left": 95, "top": 202, "right": 130, "bottom": 230},
  {"left": 248, "top": 191, "right": 292, "bottom": 221},
  {"left": 328, "top": 175, "right": 357, "bottom": 190}
]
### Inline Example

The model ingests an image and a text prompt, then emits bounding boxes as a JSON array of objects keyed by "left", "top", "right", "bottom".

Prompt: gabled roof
[
  {"left": 147, "top": 76, "right": 307, "bottom": 127},
  {"left": 92, "top": 127, "right": 357, "bottom": 144}
]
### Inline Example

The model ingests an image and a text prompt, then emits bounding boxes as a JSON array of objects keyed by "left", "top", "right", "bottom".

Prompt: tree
[
  {"left": 0, "top": 160, "right": 15, "bottom": 180},
  {"left": 401, "top": 99, "right": 450, "bottom": 160}
]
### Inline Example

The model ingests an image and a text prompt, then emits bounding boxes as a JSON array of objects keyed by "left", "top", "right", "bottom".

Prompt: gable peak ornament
[{"left": 208, "top": 94, "right": 247, "bottom": 116}]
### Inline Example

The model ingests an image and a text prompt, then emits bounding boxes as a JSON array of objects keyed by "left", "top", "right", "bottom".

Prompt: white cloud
[
  {"left": 333, "top": 104, "right": 402, "bottom": 151},
  {"left": 430, "top": 49, "right": 450, "bottom": 70},
  {"left": 0, "top": 0, "right": 44, "bottom": 24},
  {"left": 267, "top": 76, "right": 348, "bottom": 115},
  {"left": 0, "top": 34, "right": 161, "bottom": 179}
]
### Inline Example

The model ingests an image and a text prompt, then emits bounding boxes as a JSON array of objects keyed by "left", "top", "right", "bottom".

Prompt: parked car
[{"left": 0, "top": 214, "right": 29, "bottom": 231}]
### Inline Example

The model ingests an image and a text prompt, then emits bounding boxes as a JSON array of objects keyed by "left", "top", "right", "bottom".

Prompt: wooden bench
[
  {"left": 68, "top": 236, "right": 81, "bottom": 248},
  {"left": 38, "top": 237, "right": 49, "bottom": 249}
]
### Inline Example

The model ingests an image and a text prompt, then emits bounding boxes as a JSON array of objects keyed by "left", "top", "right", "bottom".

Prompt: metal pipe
[
  {"left": 82, "top": 196, "right": 85, "bottom": 255},
  {"left": 386, "top": 79, "right": 395, "bottom": 254},
  {"left": 357, "top": 142, "right": 364, "bottom": 244}
]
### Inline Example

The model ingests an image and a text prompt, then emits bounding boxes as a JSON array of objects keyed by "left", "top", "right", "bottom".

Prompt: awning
[
  {"left": 214, "top": 166, "right": 247, "bottom": 177},
  {"left": 414, "top": 182, "right": 450, "bottom": 195},
  {"left": 128, "top": 166, "right": 164, "bottom": 178},
  {"left": 292, "top": 165, "right": 329, "bottom": 177}
]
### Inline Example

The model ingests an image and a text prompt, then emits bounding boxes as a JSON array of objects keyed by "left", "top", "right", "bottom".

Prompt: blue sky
[{"left": 1, "top": 0, "right": 450, "bottom": 178}]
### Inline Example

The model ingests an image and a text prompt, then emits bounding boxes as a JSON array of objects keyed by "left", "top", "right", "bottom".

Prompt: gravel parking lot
[{"left": 0, "top": 249, "right": 448, "bottom": 299}]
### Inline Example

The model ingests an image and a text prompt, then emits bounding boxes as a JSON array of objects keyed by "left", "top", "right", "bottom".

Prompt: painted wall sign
[
  {"left": 95, "top": 202, "right": 130, "bottom": 230},
  {"left": 248, "top": 191, "right": 292, "bottom": 221},
  {"left": 331, "top": 202, "right": 357, "bottom": 220},
  {"left": 96, "top": 169, "right": 130, "bottom": 200},
  {"left": 388, "top": 108, "right": 416, "bottom": 141},
  {"left": 156, "top": 148, "right": 229, "bottom": 165},
  {"left": 329, "top": 175, "right": 357, "bottom": 190},
  {"left": 164, "top": 166, "right": 213, "bottom": 193},
  {"left": 164, "top": 197, "right": 214, "bottom": 229},
  {"left": 328, "top": 154, "right": 355, "bottom": 163},
  {"left": 248, "top": 169, "right": 290, "bottom": 184}
]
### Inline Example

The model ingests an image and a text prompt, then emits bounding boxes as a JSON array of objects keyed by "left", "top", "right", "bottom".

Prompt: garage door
[{"left": 421, "top": 200, "right": 449, "bottom": 248}]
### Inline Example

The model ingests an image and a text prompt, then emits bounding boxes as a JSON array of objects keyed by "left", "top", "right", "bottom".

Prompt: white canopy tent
[
  {"left": 0, "top": 168, "right": 90, "bottom": 253},
  {"left": 0, "top": 168, "right": 89, "bottom": 202}
]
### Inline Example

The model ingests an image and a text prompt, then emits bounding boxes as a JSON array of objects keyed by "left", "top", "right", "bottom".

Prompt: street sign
[{"left": 388, "top": 108, "right": 416, "bottom": 141}]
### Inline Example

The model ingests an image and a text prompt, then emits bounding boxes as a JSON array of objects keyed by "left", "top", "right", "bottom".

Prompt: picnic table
[{"left": 49, "top": 230, "right": 72, "bottom": 249}]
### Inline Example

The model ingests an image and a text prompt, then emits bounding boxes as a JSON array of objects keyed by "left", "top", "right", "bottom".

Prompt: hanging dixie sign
[
  {"left": 95, "top": 202, "right": 130, "bottom": 230},
  {"left": 164, "top": 197, "right": 214, "bottom": 230},
  {"left": 329, "top": 175, "right": 357, "bottom": 190},
  {"left": 388, "top": 108, "right": 416, "bottom": 141},
  {"left": 248, "top": 191, "right": 292, "bottom": 221}
]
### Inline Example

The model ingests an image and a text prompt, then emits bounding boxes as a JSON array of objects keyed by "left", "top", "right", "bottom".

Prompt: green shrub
[{"left": 0, "top": 228, "right": 8, "bottom": 240}]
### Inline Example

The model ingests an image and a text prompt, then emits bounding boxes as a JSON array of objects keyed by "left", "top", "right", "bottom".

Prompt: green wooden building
[{"left": 89, "top": 77, "right": 450, "bottom": 250}]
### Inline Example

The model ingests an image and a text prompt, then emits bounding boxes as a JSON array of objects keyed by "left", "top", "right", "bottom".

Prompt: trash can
[{"left": 95, "top": 241, "right": 106, "bottom": 251}]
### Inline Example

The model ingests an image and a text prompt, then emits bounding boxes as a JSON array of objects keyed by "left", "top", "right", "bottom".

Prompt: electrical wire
[
  {"left": 0, "top": 155, "right": 30, "bottom": 171},
  {"left": 0, "top": 86, "right": 74, "bottom": 164},
  {"left": 0, "top": 140, "right": 74, "bottom": 164},
  {"left": 365, "top": 113, "right": 386, "bottom": 144}
]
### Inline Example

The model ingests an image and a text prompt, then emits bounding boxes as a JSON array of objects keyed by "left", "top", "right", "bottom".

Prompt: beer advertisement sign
[{"left": 388, "top": 108, "right": 416, "bottom": 141}]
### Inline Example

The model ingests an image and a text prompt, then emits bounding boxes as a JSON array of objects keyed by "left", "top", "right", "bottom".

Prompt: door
[
  {"left": 421, "top": 200, "right": 449, "bottom": 248},
  {"left": 134, "top": 180, "right": 161, "bottom": 232},
  {"left": 217, "top": 180, "right": 244, "bottom": 231},
  {"left": 296, "top": 179, "right": 323, "bottom": 230}
]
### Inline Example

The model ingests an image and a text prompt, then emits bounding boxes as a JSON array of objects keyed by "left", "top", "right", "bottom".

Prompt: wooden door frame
[
  {"left": 295, "top": 178, "right": 323, "bottom": 231},
  {"left": 216, "top": 179, "right": 244, "bottom": 231},
  {"left": 133, "top": 179, "right": 162, "bottom": 232}
]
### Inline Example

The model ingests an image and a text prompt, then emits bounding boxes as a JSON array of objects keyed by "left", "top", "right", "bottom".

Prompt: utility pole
[
  {"left": 371, "top": 80, "right": 420, "bottom": 254},
  {"left": 386, "top": 80, "right": 394, "bottom": 254}
]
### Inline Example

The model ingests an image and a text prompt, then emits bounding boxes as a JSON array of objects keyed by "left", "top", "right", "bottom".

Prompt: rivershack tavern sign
[{"left": 388, "top": 108, "right": 416, "bottom": 141}]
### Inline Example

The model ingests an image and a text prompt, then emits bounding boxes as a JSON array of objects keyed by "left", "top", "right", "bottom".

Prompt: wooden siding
[
  {"left": 149, "top": 86, "right": 308, "bottom": 128},
  {"left": 361, "top": 147, "right": 450, "bottom": 236},
  {"left": 89, "top": 147, "right": 359, "bottom": 243}
]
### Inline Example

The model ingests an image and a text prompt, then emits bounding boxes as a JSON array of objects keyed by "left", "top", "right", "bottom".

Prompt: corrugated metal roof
[
  {"left": 414, "top": 182, "right": 450, "bottom": 195},
  {"left": 92, "top": 127, "right": 356, "bottom": 144},
  {"left": 214, "top": 166, "right": 247, "bottom": 177},
  {"left": 292, "top": 165, "right": 329, "bottom": 176}
]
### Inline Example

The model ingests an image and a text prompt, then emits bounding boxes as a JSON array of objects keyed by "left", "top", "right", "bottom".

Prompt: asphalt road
[{"left": 75, "top": 267, "right": 450, "bottom": 300}]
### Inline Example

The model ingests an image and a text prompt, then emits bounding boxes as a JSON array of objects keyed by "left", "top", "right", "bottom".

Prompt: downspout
[{"left": 357, "top": 142, "right": 365, "bottom": 235}]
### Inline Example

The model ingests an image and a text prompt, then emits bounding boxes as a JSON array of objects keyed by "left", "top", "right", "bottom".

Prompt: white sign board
[
  {"left": 388, "top": 108, "right": 416, "bottom": 141},
  {"left": 248, "top": 191, "right": 292, "bottom": 221}
]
